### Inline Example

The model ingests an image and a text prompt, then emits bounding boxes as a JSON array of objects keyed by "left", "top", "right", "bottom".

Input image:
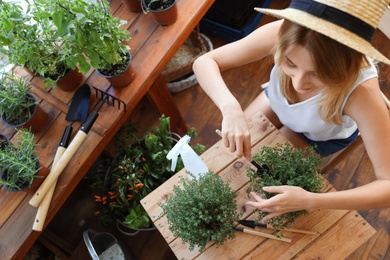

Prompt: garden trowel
[
  {"left": 33, "top": 84, "right": 91, "bottom": 231},
  {"left": 30, "top": 85, "right": 125, "bottom": 208},
  {"left": 238, "top": 220, "right": 318, "bottom": 235}
]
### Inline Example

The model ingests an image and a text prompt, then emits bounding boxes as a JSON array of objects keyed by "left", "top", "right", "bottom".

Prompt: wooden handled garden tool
[
  {"left": 32, "top": 84, "right": 91, "bottom": 231},
  {"left": 233, "top": 226, "right": 291, "bottom": 243},
  {"left": 29, "top": 86, "right": 126, "bottom": 208},
  {"left": 238, "top": 220, "right": 318, "bottom": 235}
]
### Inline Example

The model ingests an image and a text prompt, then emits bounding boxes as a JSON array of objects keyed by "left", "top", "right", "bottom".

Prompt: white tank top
[{"left": 267, "top": 60, "right": 378, "bottom": 141}]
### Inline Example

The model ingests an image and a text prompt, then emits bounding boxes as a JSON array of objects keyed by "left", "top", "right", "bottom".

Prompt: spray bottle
[{"left": 166, "top": 135, "right": 208, "bottom": 179}]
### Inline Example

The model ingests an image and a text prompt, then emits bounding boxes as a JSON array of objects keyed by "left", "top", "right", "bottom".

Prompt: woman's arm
[
  {"left": 246, "top": 78, "right": 390, "bottom": 222},
  {"left": 193, "top": 20, "right": 282, "bottom": 159}
]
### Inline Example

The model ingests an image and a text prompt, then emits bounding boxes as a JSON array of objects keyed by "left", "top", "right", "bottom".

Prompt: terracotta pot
[
  {"left": 2, "top": 94, "right": 48, "bottom": 133},
  {"left": 56, "top": 67, "right": 83, "bottom": 92},
  {"left": 96, "top": 51, "right": 136, "bottom": 89},
  {"left": 121, "top": 0, "right": 142, "bottom": 12},
  {"left": 143, "top": 0, "right": 178, "bottom": 26}
]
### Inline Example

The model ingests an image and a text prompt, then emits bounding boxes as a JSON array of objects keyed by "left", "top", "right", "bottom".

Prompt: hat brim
[{"left": 255, "top": 7, "right": 390, "bottom": 65}]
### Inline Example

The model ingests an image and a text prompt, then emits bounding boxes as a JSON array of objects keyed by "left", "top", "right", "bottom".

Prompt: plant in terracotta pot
[
  {"left": 246, "top": 142, "right": 325, "bottom": 235},
  {"left": 0, "top": 0, "right": 83, "bottom": 91},
  {"left": 50, "top": 0, "right": 135, "bottom": 88},
  {"left": 142, "top": 0, "right": 178, "bottom": 26},
  {"left": 91, "top": 115, "right": 205, "bottom": 233},
  {"left": 0, "top": 72, "right": 47, "bottom": 133},
  {"left": 0, "top": 128, "right": 42, "bottom": 191},
  {"left": 160, "top": 171, "right": 242, "bottom": 252}
]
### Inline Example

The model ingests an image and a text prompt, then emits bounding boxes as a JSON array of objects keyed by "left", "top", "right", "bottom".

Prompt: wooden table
[
  {"left": 0, "top": 0, "right": 214, "bottom": 258},
  {"left": 142, "top": 112, "right": 376, "bottom": 259}
]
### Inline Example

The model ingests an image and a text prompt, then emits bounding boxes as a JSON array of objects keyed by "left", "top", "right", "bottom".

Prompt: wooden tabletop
[
  {"left": 0, "top": 0, "right": 214, "bottom": 258},
  {"left": 141, "top": 112, "right": 376, "bottom": 259}
]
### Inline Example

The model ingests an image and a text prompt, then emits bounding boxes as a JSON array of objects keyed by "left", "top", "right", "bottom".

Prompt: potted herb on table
[
  {"left": 91, "top": 115, "right": 205, "bottom": 234},
  {"left": 50, "top": 0, "right": 136, "bottom": 88},
  {"left": 0, "top": 0, "right": 83, "bottom": 91},
  {"left": 160, "top": 171, "right": 242, "bottom": 252},
  {"left": 0, "top": 128, "right": 47, "bottom": 192},
  {"left": 246, "top": 142, "right": 325, "bottom": 235},
  {"left": 0, "top": 72, "right": 48, "bottom": 133},
  {"left": 142, "top": 0, "right": 178, "bottom": 26}
]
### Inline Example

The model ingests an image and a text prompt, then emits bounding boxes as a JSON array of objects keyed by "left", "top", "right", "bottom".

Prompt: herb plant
[
  {"left": 91, "top": 115, "right": 205, "bottom": 229},
  {"left": 246, "top": 142, "right": 324, "bottom": 234},
  {"left": 0, "top": 128, "right": 41, "bottom": 191},
  {"left": 0, "top": 0, "right": 78, "bottom": 87},
  {"left": 160, "top": 171, "right": 241, "bottom": 252},
  {"left": 47, "top": 0, "right": 131, "bottom": 75},
  {"left": 0, "top": 72, "right": 36, "bottom": 125}
]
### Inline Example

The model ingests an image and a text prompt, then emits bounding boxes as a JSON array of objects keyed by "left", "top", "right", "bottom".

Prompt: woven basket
[{"left": 162, "top": 25, "right": 211, "bottom": 83}]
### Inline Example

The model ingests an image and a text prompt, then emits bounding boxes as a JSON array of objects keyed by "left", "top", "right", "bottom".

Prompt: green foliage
[
  {"left": 0, "top": 0, "right": 76, "bottom": 87},
  {"left": 0, "top": 128, "right": 40, "bottom": 191},
  {"left": 160, "top": 171, "right": 241, "bottom": 252},
  {"left": 45, "top": 0, "right": 130, "bottom": 73},
  {"left": 246, "top": 142, "right": 324, "bottom": 234},
  {"left": 0, "top": 0, "right": 130, "bottom": 86},
  {"left": 91, "top": 115, "right": 206, "bottom": 229},
  {"left": 0, "top": 72, "right": 36, "bottom": 125}
]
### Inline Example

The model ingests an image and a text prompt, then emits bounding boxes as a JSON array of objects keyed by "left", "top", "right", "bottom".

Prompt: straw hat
[{"left": 255, "top": 0, "right": 390, "bottom": 65}]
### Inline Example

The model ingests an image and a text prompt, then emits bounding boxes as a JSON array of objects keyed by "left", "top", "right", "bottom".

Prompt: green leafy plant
[
  {"left": 160, "top": 171, "right": 242, "bottom": 252},
  {"left": 0, "top": 0, "right": 78, "bottom": 87},
  {"left": 91, "top": 115, "right": 205, "bottom": 230},
  {"left": 0, "top": 72, "right": 37, "bottom": 125},
  {"left": 0, "top": 128, "right": 41, "bottom": 191},
  {"left": 47, "top": 0, "right": 131, "bottom": 75},
  {"left": 246, "top": 142, "right": 325, "bottom": 234}
]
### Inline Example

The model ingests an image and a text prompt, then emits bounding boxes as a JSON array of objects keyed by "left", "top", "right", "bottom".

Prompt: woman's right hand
[{"left": 221, "top": 111, "right": 252, "bottom": 160}]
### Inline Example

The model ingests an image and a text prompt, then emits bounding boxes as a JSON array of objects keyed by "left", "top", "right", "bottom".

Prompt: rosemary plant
[
  {"left": 0, "top": 72, "right": 36, "bottom": 125},
  {"left": 0, "top": 128, "right": 40, "bottom": 191},
  {"left": 246, "top": 142, "right": 324, "bottom": 235},
  {"left": 160, "top": 171, "right": 242, "bottom": 252}
]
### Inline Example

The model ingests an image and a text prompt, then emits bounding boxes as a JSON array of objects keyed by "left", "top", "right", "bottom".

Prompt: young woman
[{"left": 193, "top": 0, "right": 390, "bottom": 221}]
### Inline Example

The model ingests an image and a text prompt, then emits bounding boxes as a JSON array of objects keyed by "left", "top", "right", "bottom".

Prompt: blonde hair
[{"left": 274, "top": 20, "right": 368, "bottom": 125}]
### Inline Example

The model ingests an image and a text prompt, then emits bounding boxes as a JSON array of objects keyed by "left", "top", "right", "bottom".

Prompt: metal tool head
[
  {"left": 66, "top": 84, "right": 91, "bottom": 123},
  {"left": 92, "top": 86, "right": 126, "bottom": 111},
  {"left": 238, "top": 220, "right": 257, "bottom": 229}
]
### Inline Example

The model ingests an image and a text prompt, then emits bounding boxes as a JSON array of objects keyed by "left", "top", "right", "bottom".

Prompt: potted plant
[
  {"left": 0, "top": 0, "right": 83, "bottom": 91},
  {"left": 50, "top": 0, "right": 135, "bottom": 88},
  {"left": 142, "top": 0, "right": 178, "bottom": 26},
  {"left": 0, "top": 72, "right": 48, "bottom": 133},
  {"left": 91, "top": 115, "right": 205, "bottom": 233},
  {"left": 0, "top": 128, "right": 43, "bottom": 192},
  {"left": 160, "top": 171, "right": 242, "bottom": 252},
  {"left": 246, "top": 142, "right": 325, "bottom": 235}
]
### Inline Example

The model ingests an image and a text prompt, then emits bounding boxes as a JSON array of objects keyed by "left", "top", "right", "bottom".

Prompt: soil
[
  {"left": 147, "top": 0, "right": 175, "bottom": 10},
  {"left": 0, "top": 135, "right": 9, "bottom": 150},
  {"left": 98, "top": 52, "right": 130, "bottom": 77}
]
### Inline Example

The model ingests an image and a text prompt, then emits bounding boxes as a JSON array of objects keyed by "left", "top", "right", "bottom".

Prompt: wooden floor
[{"left": 32, "top": 1, "right": 390, "bottom": 259}]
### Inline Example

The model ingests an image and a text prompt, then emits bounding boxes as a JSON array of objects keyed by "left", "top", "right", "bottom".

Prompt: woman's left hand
[{"left": 245, "top": 186, "right": 311, "bottom": 223}]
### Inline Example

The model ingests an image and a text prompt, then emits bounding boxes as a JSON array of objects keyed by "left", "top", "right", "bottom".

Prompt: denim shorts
[{"left": 263, "top": 86, "right": 359, "bottom": 156}]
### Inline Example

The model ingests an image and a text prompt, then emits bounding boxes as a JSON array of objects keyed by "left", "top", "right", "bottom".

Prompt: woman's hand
[
  {"left": 245, "top": 186, "right": 311, "bottom": 223},
  {"left": 220, "top": 112, "right": 251, "bottom": 160}
]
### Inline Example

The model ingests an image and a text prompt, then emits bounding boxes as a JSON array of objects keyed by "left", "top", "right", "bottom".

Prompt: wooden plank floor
[{"left": 38, "top": 1, "right": 390, "bottom": 259}]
